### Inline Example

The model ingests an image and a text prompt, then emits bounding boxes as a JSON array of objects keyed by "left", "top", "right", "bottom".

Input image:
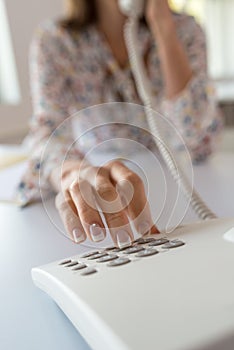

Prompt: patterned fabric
[{"left": 17, "top": 13, "right": 223, "bottom": 204}]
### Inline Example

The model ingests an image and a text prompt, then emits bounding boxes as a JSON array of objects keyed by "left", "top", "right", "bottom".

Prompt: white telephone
[{"left": 31, "top": 2, "right": 234, "bottom": 350}]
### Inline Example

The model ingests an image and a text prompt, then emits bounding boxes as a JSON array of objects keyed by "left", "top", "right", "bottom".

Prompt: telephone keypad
[{"left": 59, "top": 236, "right": 185, "bottom": 276}]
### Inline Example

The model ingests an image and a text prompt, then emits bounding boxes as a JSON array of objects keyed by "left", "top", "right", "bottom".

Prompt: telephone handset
[
  {"left": 118, "top": 0, "right": 145, "bottom": 17},
  {"left": 118, "top": 0, "right": 216, "bottom": 222}
]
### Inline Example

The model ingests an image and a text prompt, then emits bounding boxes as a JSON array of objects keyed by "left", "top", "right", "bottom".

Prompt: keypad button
[
  {"left": 97, "top": 254, "right": 118, "bottom": 263},
  {"left": 136, "top": 248, "right": 158, "bottom": 257},
  {"left": 134, "top": 238, "right": 145, "bottom": 244},
  {"left": 123, "top": 246, "right": 144, "bottom": 254},
  {"left": 112, "top": 246, "right": 131, "bottom": 253},
  {"left": 72, "top": 264, "right": 87, "bottom": 271},
  {"left": 107, "top": 257, "right": 131, "bottom": 267},
  {"left": 65, "top": 261, "right": 79, "bottom": 267},
  {"left": 162, "top": 240, "right": 185, "bottom": 249},
  {"left": 148, "top": 238, "right": 169, "bottom": 247},
  {"left": 59, "top": 260, "right": 72, "bottom": 265},
  {"left": 80, "top": 251, "right": 99, "bottom": 258},
  {"left": 88, "top": 252, "right": 108, "bottom": 260},
  {"left": 143, "top": 237, "right": 157, "bottom": 243},
  {"left": 110, "top": 248, "right": 121, "bottom": 253},
  {"left": 134, "top": 237, "right": 156, "bottom": 245},
  {"left": 81, "top": 267, "right": 97, "bottom": 276},
  {"left": 104, "top": 246, "right": 116, "bottom": 251}
]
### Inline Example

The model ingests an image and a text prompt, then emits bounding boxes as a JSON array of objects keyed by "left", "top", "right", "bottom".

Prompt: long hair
[{"left": 60, "top": 0, "right": 97, "bottom": 31}]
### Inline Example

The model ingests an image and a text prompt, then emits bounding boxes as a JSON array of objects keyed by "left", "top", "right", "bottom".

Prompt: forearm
[{"left": 148, "top": 12, "right": 193, "bottom": 99}]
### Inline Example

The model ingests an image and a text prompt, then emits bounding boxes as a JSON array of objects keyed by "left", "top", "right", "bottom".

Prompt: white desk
[{"left": 0, "top": 152, "right": 234, "bottom": 350}]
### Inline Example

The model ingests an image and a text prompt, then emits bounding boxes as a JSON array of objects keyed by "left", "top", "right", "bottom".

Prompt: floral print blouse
[{"left": 17, "top": 12, "right": 223, "bottom": 205}]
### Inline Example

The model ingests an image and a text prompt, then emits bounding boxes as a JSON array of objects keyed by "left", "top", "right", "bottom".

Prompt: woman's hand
[
  {"left": 145, "top": 0, "right": 193, "bottom": 99},
  {"left": 53, "top": 160, "right": 159, "bottom": 248}
]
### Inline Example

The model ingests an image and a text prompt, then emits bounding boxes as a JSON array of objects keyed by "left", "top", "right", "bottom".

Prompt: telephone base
[{"left": 32, "top": 217, "right": 234, "bottom": 350}]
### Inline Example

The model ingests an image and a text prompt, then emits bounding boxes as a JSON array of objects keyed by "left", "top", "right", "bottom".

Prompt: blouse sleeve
[
  {"left": 159, "top": 16, "right": 223, "bottom": 163},
  {"left": 17, "top": 23, "right": 82, "bottom": 205}
]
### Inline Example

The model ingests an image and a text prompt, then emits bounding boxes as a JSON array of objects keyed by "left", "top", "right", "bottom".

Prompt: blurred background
[{"left": 0, "top": 0, "right": 233, "bottom": 151}]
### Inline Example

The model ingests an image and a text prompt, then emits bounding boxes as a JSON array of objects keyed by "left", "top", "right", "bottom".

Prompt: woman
[{"left": 18, "top": 0, "right": 222, "bottom": 247}]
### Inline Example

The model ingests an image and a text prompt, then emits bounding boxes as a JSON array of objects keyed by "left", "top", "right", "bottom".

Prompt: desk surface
[{"left": 0, "top": 152, "right": 234, "bottom": 350}]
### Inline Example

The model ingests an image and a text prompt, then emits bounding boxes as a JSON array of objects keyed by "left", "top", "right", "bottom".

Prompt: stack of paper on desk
[{"left": 0, "top": 145, "right": 28, "bottom": 205}]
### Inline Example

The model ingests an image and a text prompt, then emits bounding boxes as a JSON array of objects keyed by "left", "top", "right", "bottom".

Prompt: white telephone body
[{"left": 31, "top": 2, "right": 234, "bottom": 350}]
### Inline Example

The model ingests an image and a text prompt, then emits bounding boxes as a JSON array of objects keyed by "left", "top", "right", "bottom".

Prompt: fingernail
[
  {"left": 72, "top": 228, "right": 86, "bottom": 243},
  {"left": 138, "top": 221, "right": 151, "bottom": 236},
  {"left": 90, "top": 224, "right": 105, "bottom": 242},
  {"left": 116, "top": 230, "right": 132, "bottom": 249}
]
